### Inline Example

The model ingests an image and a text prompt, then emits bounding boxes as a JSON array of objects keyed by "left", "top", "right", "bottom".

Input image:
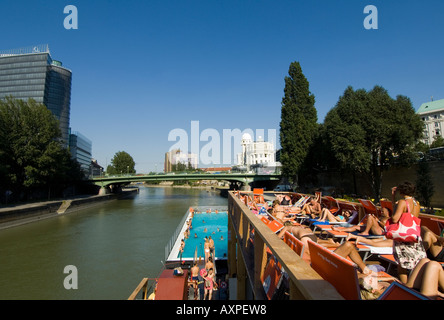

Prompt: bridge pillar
[
  {"left": 98, "top": 187, "right": 109, "bottom": 195},
  {"left": 241, "top": 184, "right": 251, "bottom": 191}
]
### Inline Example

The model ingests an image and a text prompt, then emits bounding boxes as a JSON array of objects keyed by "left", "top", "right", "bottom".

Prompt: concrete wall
[{"left": 381, "top": 161, "right": 444, "bottom": 208}]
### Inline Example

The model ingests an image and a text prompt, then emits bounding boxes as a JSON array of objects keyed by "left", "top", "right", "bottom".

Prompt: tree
[
  {"left": 416, "top": 160, "right": 434, "bottom": 210},
  {"left": 107, "top": 151, "right": 136, "bottom": 175},
  {"left": 279, "top": 61, "right": 318, "bottom": 185},
  {"left": 0, "top": 97, "right": 84, "bottom": 200},
  {"left": 430, "top": 135, "right": 444, "bottom": 149},
  {"left": 323, "top": 86, "right": 423, "bottom": 201}
]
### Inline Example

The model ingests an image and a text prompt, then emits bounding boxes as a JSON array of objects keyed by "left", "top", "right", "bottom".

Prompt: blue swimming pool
[{"left": 179, "top": 211, "right": 228, "bottom": 260}]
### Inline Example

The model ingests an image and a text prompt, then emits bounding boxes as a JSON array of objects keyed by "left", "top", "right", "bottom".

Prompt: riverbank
[{"left": 0, "top": 188, "right": 139, "bottom": 230}]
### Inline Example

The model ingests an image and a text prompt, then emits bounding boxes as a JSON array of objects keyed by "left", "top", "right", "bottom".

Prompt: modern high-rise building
[
  {"left": 69, "top": 130, "right": 92, "bottom": 177},
  {"left": 0, "top": 44, "right": 72, "bottom": 146}
]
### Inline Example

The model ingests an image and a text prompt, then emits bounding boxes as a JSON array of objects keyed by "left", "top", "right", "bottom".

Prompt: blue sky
[{"left": 1, "top": 0, "right": 443, "bottom": 172}]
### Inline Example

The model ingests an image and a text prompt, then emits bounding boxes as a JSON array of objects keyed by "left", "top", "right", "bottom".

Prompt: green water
[{"left": 0, "top": 187, "right": 227, "bottom": 300}]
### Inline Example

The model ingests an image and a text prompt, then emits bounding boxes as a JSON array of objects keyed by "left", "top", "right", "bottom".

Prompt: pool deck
[{"left": 166, "top": 206, "right": 228, "bottom": 263}]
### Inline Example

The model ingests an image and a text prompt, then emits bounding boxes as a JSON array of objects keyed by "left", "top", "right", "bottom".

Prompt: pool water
[{"left": 179, "top": 211, "right": 228, "bottom": 260}]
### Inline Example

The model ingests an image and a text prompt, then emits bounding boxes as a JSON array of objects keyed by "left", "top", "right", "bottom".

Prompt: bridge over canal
[{"left": 90, "top": 172, "right": 281, "bottom": 193}]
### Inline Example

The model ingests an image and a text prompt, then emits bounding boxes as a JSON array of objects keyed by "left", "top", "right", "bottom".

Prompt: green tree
[
  {"left": 107, "top": 151, "right": 136, "bottom": 175},
  {"left": 415, "top": 160, "right": 434, "bottom": 209},
  {"left": 0, "top": 97, "right": 84, "bottom": 200},
  {"left": 430, "top": 135, "right": 444, "bottom": 149},
  {"left": 279, "top": 61, "right": 318, "bottom": 185},
  {"left": 324, "top": 86, "right": 423, "bottom": 201}
]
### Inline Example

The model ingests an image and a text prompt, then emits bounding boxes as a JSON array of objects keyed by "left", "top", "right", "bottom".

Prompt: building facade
[
  {"left": 69, "top": 130, "right": 92, "bottom": 177},
  {"left": 417, "top": 98, "right": 444, "bottom": 146},
  {"left": 0, "top": 45, "right": 72, "bottom": 146},
  {"left": 237, "top": 133, "right": 276, "bottom": 167},
  {"left": 164, "top": 149, "right": 198, "bottom": 172}
]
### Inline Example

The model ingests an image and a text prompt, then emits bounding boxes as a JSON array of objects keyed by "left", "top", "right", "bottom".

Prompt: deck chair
[
  {"left": 324, "top": 196, "right": 340, "bottom": 214},
  {"left": 253, "top": 188, "right": 265, "bottom": 204},
  {"left": 308, "top": 240, "right": 361, "bottom": 300},
  {"left": 311, "top": 209, "right": 359, "bottom": 234},
  {"left": 380, "top": 199, "right": 393, "bottom": 215},
  {"left": 253, "top": 188, "right": 264, "bottom": 195},
  {"left": 359, "top": 199, "right": 380, "bottom": 216},
  {"left": 261, "top": 257, "right": 282, "bottom": 300},
  {"left": 293, "top": 195, "right": 310, "bottom": 208},
  {"left": 421, "top": 216, "right": 443, "bottom": 236},
  {"left": 283, "top": 231, "right": 305, "bottom": 257},
  {"left": 377, "top": 281, "right": 430, "bottom": 300},
  {"left": 260, "top": 215, "right": 284, "bottom": 233}
]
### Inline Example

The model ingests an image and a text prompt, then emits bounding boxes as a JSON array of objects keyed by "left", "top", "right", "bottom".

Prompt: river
[{"left": 0, "top": 186, "right": 227, "bottom": 300}]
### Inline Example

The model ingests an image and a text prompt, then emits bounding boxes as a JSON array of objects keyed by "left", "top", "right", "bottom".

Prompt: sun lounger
[
  {"left": 380, "top": 199, "right": 393, "bottom": 215},
  {"left": 282, "top": 231, "right": 305, "bottom": 259},
  {"left": 308, "top": 240, "right": 361, "bottom": 300},
  {"left": 260, "top": 214, "right": 284, "bottom": 233},
  {"left": 377, "top": 281, "right": 430, "bottom": 300},
  {"left": 359, "top": 199, "right": 381, "bottom": 216}
]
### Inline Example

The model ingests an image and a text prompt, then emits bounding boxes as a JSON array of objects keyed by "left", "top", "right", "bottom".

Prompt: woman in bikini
[
  {"left": 277, "top": 225, "right": 338, "bottom": 260},
  {"left": 390, "top": 181, "right": 427, "bottom": 284},
  {"left": 317, "top": 208, "right": 352, "bottom": 223},
  {"left": 203, "top": 268, "right": 217, "bottom": 300}
]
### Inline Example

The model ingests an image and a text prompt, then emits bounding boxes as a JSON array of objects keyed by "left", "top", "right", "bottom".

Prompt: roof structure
[{"left": 417, "top": 98, "right": 444, "bottom": 115}]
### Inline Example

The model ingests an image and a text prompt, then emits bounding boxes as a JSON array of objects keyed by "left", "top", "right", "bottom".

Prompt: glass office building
[
  {"left": 0, "top": 45, "right": 72, "bottom": 146},
  {"left": 69, "top": 130, "right": 93, "bottom": 177}
]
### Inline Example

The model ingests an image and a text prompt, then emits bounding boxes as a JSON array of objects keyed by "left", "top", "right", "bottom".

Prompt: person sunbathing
[
  {"left": 405, "top": 258, "right": 444, "bottom": 300},
  {"left": 331, "top": 207, "right": 390, "bottom": 236},
  {"left": 278, "top": 225, "right": 377, "bottom": 276},
  {"left": 301, "top": 197, "right": 322, "bottom": 218},
  {"left": 317, "top": 208, "right": 352, "bottom": 223},
  {"left": 277, "top": 225, "right": 338, "bottom": 260},
  {"left": 421, "top": 226, "right": 444, "bottom": 262},
  {"left": 346, "top": 233, "right": 393, "bottom": 247}
]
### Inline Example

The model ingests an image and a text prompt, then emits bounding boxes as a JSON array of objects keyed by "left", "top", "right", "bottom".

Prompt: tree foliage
[
  {"left": 279, "top": 61, "right": 318, "bottom": 184},
  {"left": 415, "top": 160, "right": 434, "bottom": 209},
  {"left": 430, "top": 135, "right": 444, "bottom": 149},
  {"left": 107, "top": 151, "right": 136, "bottom": 175},
  {"left": 323, "top": 86, "right": 423, "bottom": 200},
  {"left": 0, "top": 97, "right": 84, "bottom": 201}
]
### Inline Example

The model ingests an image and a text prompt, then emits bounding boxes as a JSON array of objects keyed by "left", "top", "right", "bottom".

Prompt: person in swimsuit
[
  {"left": 203, "top": 268, "right": 216, "bottom": 300},
  {"left": 277, "top": 225, "right": 338, "bottom": 260},
  {"left": 301, "top": 197, "right": 322, "bottom": 218},
  {"left": 390, "top": 181, "right": 427, "bottom": 284},
  {"left": 331, "top": 207, "right": 390, "bottom": 236},
  {"left": 421, "top": 226, "right": 444, "bottom": 262},
  {"left": 317, "top": 208, "right": 352, "bottom": 223},
  {"left": 190, "top": 262, "right": 200, "bottom": 297},
  {"left": 204, "top": 237, "right": 210, "bottom": 262}
]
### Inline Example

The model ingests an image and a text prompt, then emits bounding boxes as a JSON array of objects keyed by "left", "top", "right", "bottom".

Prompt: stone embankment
[{"left": 0, "top": 188, "right": 138, "bottom": 230}]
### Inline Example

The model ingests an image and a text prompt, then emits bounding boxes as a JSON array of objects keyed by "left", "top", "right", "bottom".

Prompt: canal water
[{"left": 0, "top": 186, "right": 227, "bottom": 300}]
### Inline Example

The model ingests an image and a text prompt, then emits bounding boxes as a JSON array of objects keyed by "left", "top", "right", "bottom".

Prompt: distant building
[
  {"left": 164, "top": 149, "right": 198, "bottom": 172},
  {"left": 201, "top": 167, "right": 232, "bottom": 173},
  {"left": 0, "top": 44, "right": 72, "bottom": 146},
  {"left": 91, "top": 159, "right": 104, "bottom": 177},
  {"left": 417, "top": 98, "right": 444, "bottom": 146},
  {"left": 237, "top": 133, "right": 276, "bottom": 168},
  {"left": 69, "top": 130, "right": 92, "bottom": 176}
]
